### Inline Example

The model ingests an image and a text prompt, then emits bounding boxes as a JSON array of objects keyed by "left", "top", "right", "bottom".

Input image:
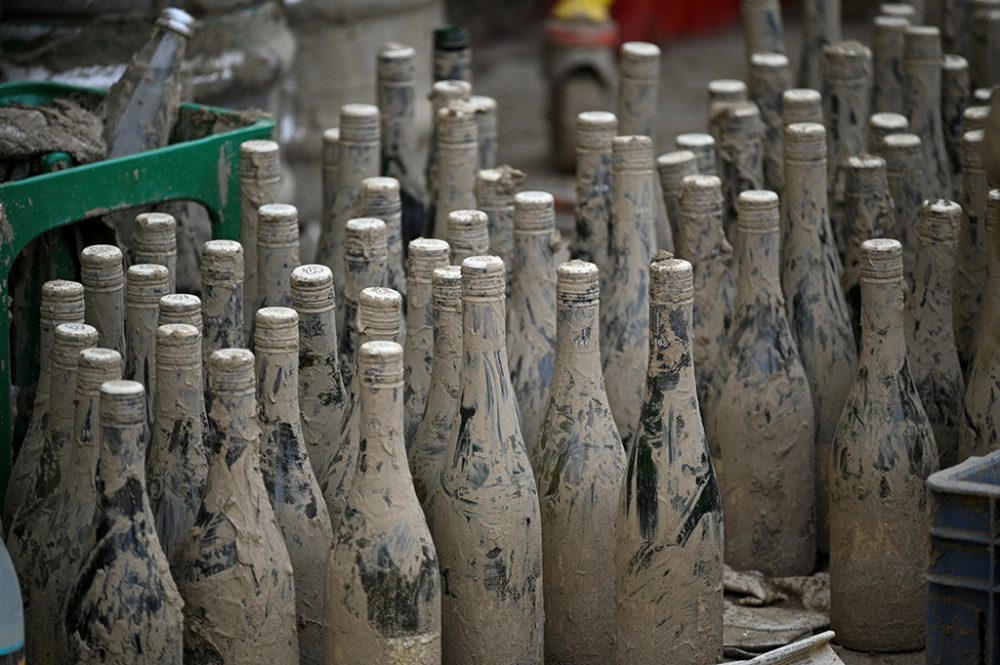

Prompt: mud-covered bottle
[
  {"left": 534, "top": 260, "right": 624, "bottom": 665},
  {"left": 325, "top": 340, "right": 442, "bottom": 664},
  {"left": 429, "top": 256, "right": 543, "bottom": 665},
  {"left": 964, "top": 104, "right": 990, "bottom": 133},
  {"left": 134, "top": 212, "right": 178, "bottom": 292},
  {"left": 571, "top": 111, "right": 616, "bottom": 276},
  {"left": 873, "top": 16, "right": 909, "bottom": 115},
  {"left": 433, "top": 25, "right": 472, "bottom": 83},
  {"left": 291, "top": 264, "right": 348, "bottom": 484},
  {"left": 403, "top": 238, "right": 451, "bottom": 444},
  {"left": 240, "top": 140, "right": 281, "bottom": 339},
  {"left": 81, "top": 244, "right": 126, "bottom": 357},
  {"left": 617, "top": 255, "right": 723, "bottom": 665},
  {"left": 147, "top": 323, "right": 208, "bottom": 566},
  {"left": 65, "top": 380, "right": 183, "bottom": 664},
  {"left": 256, "top": 203, "right": 299, "bottom": 311},
  {"left": 255, "top": 307, "right": 333, "bottom": 664},
  {"left": 867, "top": 111, "right": 909, "bottom": 155},
  {"left": 321, "top": 128, "right": 339, "bottom": 255},
  {"left": 359, "top": 177, "right": 407, "bottom": 308},
  {"left": 29, "top": 347, "right": 120, "bottom": 665},
  {"left": 706, "top": 191, "right": 816, "bottom": 575},
  {"left": 470, "top": 95, "right": 499, "bottom": 171},
  {"left": 657, "top": 150, "right": 699, "bottom": 254},
  {"left": 378, "top": 44, "right": 427, "bottom": 245},
  {"left": 741, "top": 0, "right": 786, "bottom": 58},
  {"left": 960, "top": 188, "right": 1000, "bottom": 459},
  {"left": 782, "top": 122, "right": 857, "bottom": 554},
  {"left": 707, "top": 78, "right": 748, "bottom": 115},
  {"left": 905, "top": 201, "right": 965, "bottom": 468},
  {"left": 749, "top": 52, "right": 791, "bottom": 192},
  {"left": 972, "top": 7, "right": 1000, "bottom": 88},
  {"left": 431, "top": 102, "right": 478, "bottom": 240},
  {"left": 425, "top": 80, "right": 472, "bottom": 233},
  {"left": 409, "top": 266, "right": 462, "bottom": 509},
  {"left": 713, "top": 100, "right": 764, "bottom": 237},
  {"left": 903, "top": 26, "right": 952, "bottom": 199},
  {"left": 4, "top": 279, "right": 84, "bottom": 530},
  {"left": 798, "top": 0, "right": 841, "bottom": 91},
  {"left": 200, "top": 240, "right": 245, "bottom": 366},
  {"left": 829, "top": 238, "right": 938, "bottom": 652},
  {"left": 943, "top": 54, "right": 970, "bottom": 193},
  {"left": 675, "top": 132, "right": 717, "bottom": 176},
  {"left": 507, "top": 191, "right": 558, "bottom": 454},
  {"left": 955, "top": 129, "right": 989, "bottom": 371},
  {"left": 446, "top": 209, "right": 490, "bottom": 265},
  {"left": 159, "top": 293, "right": 201, "bottom": 330},
  {"left": 176, "top": 349, "right": 299, "bottom": 662},
  {"left": 883, "top": 133, "right": 927, "bottom": 279},
  {"left": 477, "top": 165, "right": 525, "bottom": 278},
  {"left": 782, "top": 87, "right": 824, "bottom": 126},
  {"left": 674, "top": 174, "right": 736, "bottom": 408},
  {"left": 125, "top": 263, "right": 169, "bottom": 420}
]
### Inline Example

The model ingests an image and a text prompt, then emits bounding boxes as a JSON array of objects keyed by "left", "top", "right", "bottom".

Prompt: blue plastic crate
[{"left": 926, "top": 450, "right": 1000, "bottom": 664}]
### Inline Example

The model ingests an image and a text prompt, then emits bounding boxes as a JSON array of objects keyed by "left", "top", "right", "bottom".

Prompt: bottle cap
[
  {"left": 650, "top": 255, "right": 694, "bottom": 305},
  {"left": 344, "top": 218, "right": 388, "bottom": 260},
  {"left": 291, "top": 264, "right": 335, "bottom": 312},
  {"left": 904, "top": 25, "right": 942, "bottom": 61},
  {"left": 675, "top": 132, "right": 716, "bottom": 172},
  {"left": 431, "top": 80, "right": 472, "bottom": 113},
  {"left": 407, "top": 239, "right": 451, "bottom": 282},
  {"left": 159, "top": 293, "right": 202, "bottom": 329},
  {"left": 157, "top": 7, "right": 194, "bottom": 38},
  {"left": 737, "top": 190, "right": 781, "bottom": 232},
  {"left": 961, "top": 129, "right": 984, "bottom": 170},
  {"left": 824, "top": 40, "right": 872, "bottom": 81},
  {"left": 882, "top": 132, "right": 922, "bottom": 163},
  {"left": 359, "top": 177, "right": 401, "bottom": 220},
  {"left": 613, "top": 135, "right": 654, "bottom": 171},
  {"left": 434, "top": 25, "right": 470, "bottom": 51},
  {"left": 874, "top": 15, "right": 910, "bottom": 47},
  {"left": 656, "top": 150, "right": 699, "bottom": 193},
  {"left": 860, "top": 238, "right": 904, "bottom": 280},
  {"left": 476, "top": 166, "right": 525, "bottom": 206},
  {"left": 785, "top": 122, "right": 827, "bottom": 161},
  {"left": 80, "top": 245, "right": 124, "bottom": 289},
  {"left": 556, "top": 260, "right": 600, "bottom": 305},
  {"left": 378, "top": 43, "right": 416, "bottom": 82},
  {"left": 100, "top": 380, "right": 146, "bottom": 427},
  {"left": 53, "top": 322, "right": 99, "bottom": 370},
  {"left": 846, "top": 155, "right": 888, "bottom": 194},
  {"left": 707, "top": 78, "right": 748, "bottom": 104},
  {"left": 339, "top": 104, "right": 380, "bottom": 143},
  {"left": 975, "top": 86, "right": 994, "bottom": 103},
  {"left": 432, "top": 266, "right": 463, "bottom": 309},
  {"left": 880, "top": 2, "right": 915, "bottom": 19},
  {"left": 963, "top": 105, "right": 990, "bottom": 132},
  {"left": 918, "top": 199, "right": 961, "bottom": 243},
  {"left": 321, "top": 128, "right": 340, "bottom": 167},
  {"left": 209, "top": 348, "right": 255, "bottom": 393},
  {"left": 201, "top": 240, "right": 244, "bottom": 284},
  {"left": 239, "top": 140, "right": 281, "bottom": 182},
  {"left": 868, "top": 112, "right": 909, "bottom": 152},
  {"left": 134, "top": 213, "right": 177, "bottom": 253},
  {"left": 470, "top": 95, "right": 498, "bottom": 133},
  {"left": 461, "top": 255, "right": 506, "bottom": 300},
  {"left": 76, "top": 348, "right": 123, "bottom": 394},
  {"left": 126, "top": 264, "right": 170, "bottom": 306},
  {"left": 40, "top": 280, "right": 85, "bottom": 325},
  {"left": 620, "top": 41, "right": 661, "bottom": 79},
  {"left": 680, "top": 174, "right": 724, "bottom": 211},
  {"left": 359, "top": 287, "right": 402, "bottom": 341},
  {"left": 749, "top": 52, "right": 791, "bottom": 89},
  {"left": 437, "top": 102, "right": 477, "bottom": 143},
  {"left": 156, "top": 323, "right": 201, "bottom": 368},
  {"left": 257, "top": 203, "right": 299, "bottom": 247},
  {"left": 576, "top": 111, "right": 618, "bottom": 150},
  {"left": 254, "top": 307, "right": 299, "bottom": 351},
  {"left": 943, "top": 53, "right": 969, "bottom": 72},
  {"left": 782, "top": 88, "right": 823, "bottom": 125},
  {"left": 358, "top": 340, "right": 404, "bottom": 386},
  {"left": 447, "top": 210, "right": 489, "bottom": 250},
  {"left": 513, "top": 191, "right": 556, "bottom": 232}
]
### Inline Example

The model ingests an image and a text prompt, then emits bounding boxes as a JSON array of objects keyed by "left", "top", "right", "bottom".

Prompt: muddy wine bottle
[
  {"left": 176, "top": 349, "right": 299, "bottom": 662},
  {"left": 255, "top": 307, "right": 333, "bottom": 664},
  {"left": 321, "top": 128, "right": 339, "bottom": 252},
  {"left": 657, "top": 150, "right": 699, "bottom": 257},
  {"left": 403, "top": 238, "right": 451, "bottom": 444},
  {"left": 867, "top": 111, "right": 909, "bottom": 155},
  {"left": 707, "top": 78, "right": 748, "bottom": 114},
  {"left": 325, "top": 340, "right": 442, "bottom": 664},
  {"left": 409, "top": 266, "right": 462, "bottom": 509},
  {"left": 602, "top": 136, "right": 656, "bottom": 444},
  {"left": 359, "top": 177, "right": 407, "bottom": 307},
  {"left": 713, "top": 101, "right": 764, "bottom": 238},
  {"left": 617, "top": 255, "right": 723, "bottom": 665},
  {"left": 291, "top": 264, "right": 348, "bottom": 484},
  {"left": 956, "top": 129, "right": 989, "bottom": 371},
  {"left": 883, "top": 133, "right": 927, "bottom": 279},
  {"left": 65, "top": 380, "right": 183, "bottom": 664},
  {"left": 903, "top": 26, "right": 952, "bottom": 199},
  {"left": 134, "top": 212, "right": 178, "bottom": 292},
  {"left": 571, "top": 112, "right": 616, "bottom": 276},
  {"left": 125, "top": 264, "right": 169, "bottom": 418},
  {"left": 320, "top": 103, "right": 380, "bottom": 308},
  {"left": 535, "top": 260, "right": 624, "bottom": 665},
  {"left": 81, "top": 244, "right": 125, "bottom": 357},
  {"left": 429, "top": 256, "right": 543, "bottom": 665},
  {"left": 3, "top": 279, "right": 84, "bottom": 530},
  {"left": 824, "top": 41, "right": 872, "bottom": 255},
  {"left": 508, "top": 191, "right": 558, "bottom": 454},
  {"left": 446, "top": 209, "right": 490, "bottom": 265},
  {"left": 707, "top": 191, "right": 816, "bottom": 575},
  {"left": 749, "top": 52, "right": 791, "bottom": 193},
  {"left": 433, "top": 25, "right": 472, "bottom": 83},
  {"left": 944, "top": 0, "right": 974, "bottom": 55},
  {"left": 782, "top": 122, "right": 857, "bottom": 554},
  {"left": 880, "top": 2, "right": 916, "bottom": 20},
  {"left": 675, "top": 132, "right": 717, "bottom": 176},
  {"left": 873, "top": 16, "right": 909, "bottom": 115},
  {"left": 432, "top": 101, "right": 478, "bottom": 240},
  {"left": 158, "top": 293, "right": 202, "bottom": 331},
  {"left": 960, "top": 188, "right": 1000, "bottom": 459},
  {"left": 147, "top": 323, "right": 208, "bottom": 565},
  {"left": 799, "top": 0, "right": 841, "bottom": 91},
  {"left": 200, "top": 240, "right": 245, "bottom": 367},
  {"left": 829, "top": 238, "right": 938, "bottom": 652},
  {"left": 972, "top": 8, "right": 1000, "bottom": 88},
  {"left": 943, "top": 54, "right": 970, "bottom": 193},
  {"left": 843, "top": 156, "right": 895, "bottom": 339},
  {"left": 29, "top": 347, "right": 120, "bottom": 665},
  {"left": 675, "top": 174, "right": 736, "bottom": 408},
  {"left": 905, "top": 201, "right": 965, "bottom": 468},
  {"left": 973, "top": 85, "right": 991, "bottom": 102},
  {"left": 964, "top": 103, "right": 990, "bottom": 133},
  {"left": 477, "top": 164, "right": 526, "bottom": 281},
  {"left": 8, "top": 323, "right": 98, "bottom": 592},
  {"left": 741, "top": 0, "right": 786, "bottom": 58},
  {"left": 240, "top": 140, "right": 281, "bottom": 338},
  {"left": 470, "top": 95, "right": 499, "bottom": 171},
  {"left": 425, "top": 80, "right": 472, "bottom": 232},
  {"left": 378, "top": 44, "right": 427, "bottom": 245},
  {"left": 256, "top": 203, "right": 299, "bottom": 311},
  {"left": 782, "top": 87, "right": 824, "bottom": 126}
]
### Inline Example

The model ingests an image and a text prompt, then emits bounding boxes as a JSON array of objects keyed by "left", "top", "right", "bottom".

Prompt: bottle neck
[
  {"left": 678, "top": 203, "right": 729, "bottom": 262},
  {"left": 95, "top": 419, "right": 148, "bottom": 518},
  {"left": 155, "top": 358, "right": 205, "bottom": 424},
  {"left": 511, "top": 231, "right": 557, "bottom": 311},
  {"left": 35, "top": 321, "right": 56, "bottom": 404},
  {"left": 49, "top": 363, "right": 79, "bottom": 452},
  {"left": 860, "top": 276, "right": 907, "bottom": 373},
  {"left": 554, "top": 300, "right": 602, "bottom": 377},
  {"left": 379, "top": 81, "right": 417, "bottom": 161},
  {"left": 405, "top": 277, "right": 433, "bottom": 333},
  {"left": 205, "top": 387, "right": 259, "bottom": 503},
  {"left": 202, "top": 281, "right": 244, "bottom": 350},
  {"left": 66, "top": 386, "right": 103, "bottom": 509},
  {"left": 338, "top": 141, "right": 380, "bottom": 193},
  {"left": 647, "top": 297, "right": 697, "bottom": 394},
  {"left": 354, "top": 379, "right": 410, "bottom": 506},
  {"left": 463, "top": 295, "right": 506, "bottom": 356},
  {"left": 299, "top": 305, "right": 339, "bottom": 366},
  {"left": 256, "top": 346, "right": 299, "bottom": 424},
  {"left": 737, "top": 227, "right": 784, "bottom": 306},
  {"left": 912, "top": 237, "right": 956, "bottom": 313},
  {"left": 611, "top": 168, "right": 655, "bottom": 255},
  {"left": 430, "top": 301, "right": 462, "bottom": 390}
]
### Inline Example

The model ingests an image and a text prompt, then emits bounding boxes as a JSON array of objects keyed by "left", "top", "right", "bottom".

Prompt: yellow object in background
[{"left": 552, "top": 0, "right": 613, "bottom": 22}]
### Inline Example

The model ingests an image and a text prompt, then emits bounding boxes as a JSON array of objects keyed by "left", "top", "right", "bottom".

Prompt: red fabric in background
[{"left": 610, "top": 0, "right": 742, "bottom": 42}]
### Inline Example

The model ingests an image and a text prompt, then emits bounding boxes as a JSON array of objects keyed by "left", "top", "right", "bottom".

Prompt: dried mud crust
[{"left": 0, "top": 99, "right": 105, "bottom": 164}]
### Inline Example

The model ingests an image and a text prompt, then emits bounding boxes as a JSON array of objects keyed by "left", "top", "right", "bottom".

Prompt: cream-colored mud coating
[
  {"left": 240, "top": 140, "right": 281, "bottom": 339},
  {"left": 201, "top": 240, "right": 245, "bottom": 366},
  {"left": 866, "top": 112, "right": 908, "bottom": 155},
  {"left": 749, "top": 52, "right": 791, "bottom": 192},
  {"left": 134, "top": 212, "right": 178, "bottom": 292},
  {"left": 572, "top": 112, "right": 616, "bottom": 280},
  {"left": 675, "top": 132, "right": 717, "bottom": 176},
  {"left": 955, "top": 129, "right": 989, "bottom": 371},
  {"left": 359, "top": 177, "right": 407, "bottom": 310},
  {"left": 125, "top": 263, "right": 170, "bottom": 424},
  {"left": 903, "top": 26, "right": 953, "bottom": 199},
  {"left": 81, "top": 244, "right": 126, "bottom": 357},
  {"left": 782, "top": 88, "right": 824, "bottom": 127},
  {"left": 446, "top": 208, "right": 490, "bottom": 265},
  {"left": 873, "top": 16, "right": 909, "bottom": 115},
  {"left": 799, "top": 0, "right": 841, "bottom": 90},
  {"left": 882, "top": 133, "right": 927, "bottom": 281},
  {"left": 256, "top": 203, "right": 300, "bottom": 311},
  {"left": 478, "top": 164, "right": 527, "bottom": 279},
  {"left": 432, "top": 102, "right": 478, "bottom": 240},
  {"left": 742, "top": 0, "right": 786, "bottom": 59}
]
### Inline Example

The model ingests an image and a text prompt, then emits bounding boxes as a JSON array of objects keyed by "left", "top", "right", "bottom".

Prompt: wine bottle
[
  {"left": 955, "top": 129, "right": 989, "bottom": 372},
  {"left": 706, "top": 190, "right": 816, "bottom": 575},
  {"left": 359, "top": 177, "right": 407, "bottom": 308},
  {"left": 782, "top": 87, "right": 824, "bottom": 126},
  {"left": 741, "top": 0, "right": 786, "bottom": 59},
  {"left": 134, "top": 212, "right": 178, "bottom": 292},
  {"left": 943, "top": 54, "right": 970, "bottom": 196},
  {"left": 571, "top": 112, "right": 616, "bottom": 277},
  {"left": 477, "top": 164, "right": 526, "bottom": 278},
  {"left": 425, "top": 80, "right": 472, "bottom": 235},
  {"left": 707, "top": 78, "right": 748, "bottom": 115},
  {"left": 971, "top": 7, "right": 1000, "bottom": 88},
  {"left": 903, "top": 26, "right": 953, "bottom": 199},
  {"left": 535, "top": 260, "right": 624, "bottom": 665},
  {"left": 432, "top": 102, "right": 478, "bottom": 240},
  {"left": 963, "top": 103, "right": 990, "bottom": 132},
  {"left": 433, "top": 25, "right": 472, "bottom": 83},
  {"left": 798, "top": 0, "right": 841, "bottom": 91},
  {"left": 882, "top": 133, "right": 927, "bottom": 280},
  {"left": 618, "top": 254, "right": 723, "bottom": 665},
  {"left": 446, "top": 209, "right": 490, "bottom": 265},
  {"left": 619, "top": 42, "right": 660, "bottom": 137},
  {"left": 321, "top": 127, "right": 339, "bottom": 254},
  {"left": 943, "top": 0, "right": 973, "bottom": 55},
  {"left": 200, "top": 240, "right": 245, "bottom": 369},
  {"left": 829, "top": 238, "right": 938, "bottom": 652},
  {"left": 158, "top": 293, "right": 201, "bottom": 331},
  {"left": 125, "top": 263, "right": 170, "bottom": 423},
  {"left": 65, "top": 380, "right": 183, "bottom": 664},
  {"left": 873, "top": 16, "right": 909, "bottom": 115},
  {"left": 81, "top": 244, "right": 126, "bottom": 357},
  {"left": 749, "top": 52, "right": 792, "bottom": 192},
  {"left": 240, "top": 139, "right": 281, "bottom": 339},
  {"left": 325, "top": 341, "right": 441, "bottom": 664},
  {"left": 657, "top": 150, "right": 699, "bottom": 256},
  {"left": 712, "top": 100, "right": 764, "bottom": 239},
  {"left": 470, "top": 95, "right": 499, "bottom": 171},
  {"left": 675, "top": 132, "right": 717, "bottom": 176},
  {"left": 256, "top": 203, "right": 299, "bottom": 311},
  {"left": 867, "top": 111, "right": 909, "bottom": 155}
]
